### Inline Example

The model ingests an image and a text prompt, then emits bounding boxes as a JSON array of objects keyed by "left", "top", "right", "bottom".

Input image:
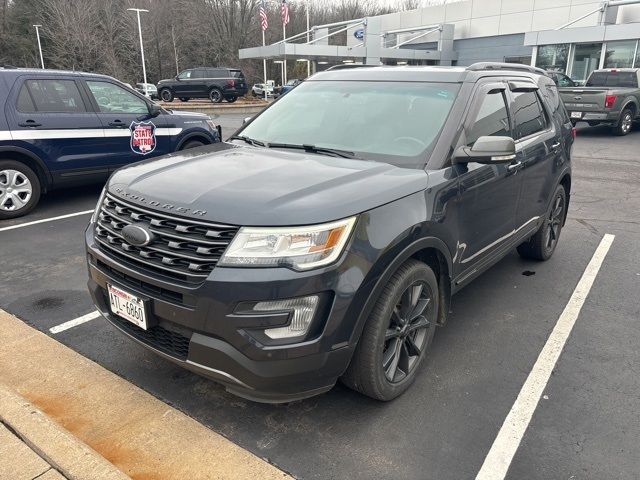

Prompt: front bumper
[{"left": 85, "top": 225, "right": 364, "bottom": 403}]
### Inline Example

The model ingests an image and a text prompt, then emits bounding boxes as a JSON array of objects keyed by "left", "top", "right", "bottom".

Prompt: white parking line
[
  {"left": 49, "top": 311, "right": 101, "bottom": 334},
  {"left": 0, "top": 210, "right": 93, "bottom": 232},
  {"left": 476, "top": 233, "right": 615, "bottom": 480}
]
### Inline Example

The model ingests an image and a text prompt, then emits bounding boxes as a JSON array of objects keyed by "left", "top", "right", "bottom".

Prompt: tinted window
[
  {"left": 193, "top": 69, "right": 206, "bottom": 79},
  {"left": 25, "top": 79, "right": 86, "bottom": 113},
  {"left": 556, "top": 74, "right": 575, "bottom": 87},
  {"left": 86, "top": 81, "right": 149, "bottom": 114},
  {"left": 230, "top": 70, "right": 244, "bottom": 78},
  {"left": 512, "top": 91, "right": 546, "bottom": 139},
  {"left": 206, "top": 69, "right": 224, "bottom": 78},
  {"left": 467, "top": 91, "right": 510, "bottom": 146},
  {"left": 586, "top": 72, "right": 638, "bottom": 88},
  {"left": 16, "top": 85, "right": 36, "bottom": 112},
  {"left": 177, "top": 70, "right": 193, "bottom": 79}
]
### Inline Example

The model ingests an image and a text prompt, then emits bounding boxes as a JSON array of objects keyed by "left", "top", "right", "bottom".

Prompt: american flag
[
  {"left": 259, "top": 0, "right": 268, "bottom": 31},
  {"left": 281, "top": 0, "right": 289, "bottom": 26}
]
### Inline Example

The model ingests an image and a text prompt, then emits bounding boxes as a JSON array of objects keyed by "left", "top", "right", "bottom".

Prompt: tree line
[{"left": 0, "top": 0, "right": 420, "bottom": 86}]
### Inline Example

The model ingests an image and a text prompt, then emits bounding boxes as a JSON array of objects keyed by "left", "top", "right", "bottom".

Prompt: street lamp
[
  {"left": 32, "top": 25, "right": 44, "bottom": 69},
  {"left": 127, "top": 8, "right": 149, "bottom": 93}
]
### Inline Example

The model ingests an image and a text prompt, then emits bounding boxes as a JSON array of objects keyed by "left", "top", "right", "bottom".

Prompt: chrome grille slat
[{"left": 95, "top": 193, "right": 239, "bottom": 284}]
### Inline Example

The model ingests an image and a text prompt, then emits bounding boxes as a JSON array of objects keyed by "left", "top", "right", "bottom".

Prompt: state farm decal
[{"left": 130, "top": 121, "right": 156, "bottom": 155}]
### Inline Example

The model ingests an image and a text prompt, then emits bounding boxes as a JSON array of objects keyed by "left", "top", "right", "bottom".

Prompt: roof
[{"left": 0, "top": 67, "right": 116, "bottom": 80}]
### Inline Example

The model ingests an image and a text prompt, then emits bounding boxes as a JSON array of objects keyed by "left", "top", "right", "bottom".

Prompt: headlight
[
  {"left": 90, "top": 187, "right": 107, "bottom": 223},
  {"left": 219, "top": 216, "right": 357, "bottom": 270}
]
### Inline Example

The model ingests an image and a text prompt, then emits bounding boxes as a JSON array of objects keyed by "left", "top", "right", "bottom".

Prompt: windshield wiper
[
  {"left": 268, "top": 142, "right": 356, "bottom": 159},
  {"left": 228, "top": 135, "right": 266, "bottom": 147}
]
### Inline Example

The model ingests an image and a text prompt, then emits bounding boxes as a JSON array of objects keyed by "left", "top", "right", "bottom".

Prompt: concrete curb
[{"left": 0, "top": 384, "right": 130, "bottom": 480}]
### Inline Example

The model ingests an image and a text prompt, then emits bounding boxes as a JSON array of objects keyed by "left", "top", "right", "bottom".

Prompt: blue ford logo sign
[
  {"left": 121, "top": 224, "right": 154, "bottom": 247},
  {"left": 353, "top": 28, "right": 365, "bottom": 40}
]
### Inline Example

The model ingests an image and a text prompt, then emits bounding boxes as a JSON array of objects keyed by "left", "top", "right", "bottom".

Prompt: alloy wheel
[
  {"left": 0, "top": 169, "right": 33, "bottom": 211},
  {"left": 545, "top": 193, "right": 564, "bottom": 251},
  {"left": 622, "top": 112, "right": 633, "bottom": 134},
  {"left": 382, "top": 281, "right": 433, "bottom": 383}
]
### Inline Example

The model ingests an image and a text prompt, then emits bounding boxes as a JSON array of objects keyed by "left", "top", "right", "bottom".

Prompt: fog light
[{"left": 254, "top": 295, "right": 319, "bottom": 339}]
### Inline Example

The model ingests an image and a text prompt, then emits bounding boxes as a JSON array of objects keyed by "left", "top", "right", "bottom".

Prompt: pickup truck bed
[{"left": 559, "top": 68, "right": 640, "bottom": 135}]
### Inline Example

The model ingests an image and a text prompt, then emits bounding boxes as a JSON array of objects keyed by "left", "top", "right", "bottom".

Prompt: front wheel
[
  {"left": 209, "top": 88, "right": 223, "bottom": 103},
  {"left": 613, "top": 108, "right": 634, "bottom": 136},
  {"left": 341, "top": 259, "right": 438, "bottom": 401},
  {"left": 0, "top": 160, "right": 42, "bottom": 219},
  {"left": 159, "top": 89, "right": 174, "bottom": 102},
  {"left": 180, "top": 140, "right": 206, "bottom": 150},
  {"left": 517, "top": 184, "right": 567, "bottom": 261}
]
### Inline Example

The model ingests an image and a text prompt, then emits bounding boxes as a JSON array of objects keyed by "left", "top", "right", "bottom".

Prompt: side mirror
[
  {"left": 453, "top": 136, "right": 516, "bottom": 164},
  {"left": 242, "top": 116, "right": 252, "bottom": 125},
  {"left": 175, "top": 76, "right": 180, "bottom": 81},
  {"left": 148, "top": 103, "right": 162, "bottom": 117}
]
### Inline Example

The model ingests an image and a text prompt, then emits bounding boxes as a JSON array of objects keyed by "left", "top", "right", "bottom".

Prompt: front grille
[
  {"left": 110, "top": 315, "right": 191, "bottom": 360},
  {"left": 95, "top": 194, "right": 239, "bottom": 285}
]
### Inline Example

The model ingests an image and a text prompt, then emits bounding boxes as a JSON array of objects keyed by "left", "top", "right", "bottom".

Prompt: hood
[
  {"left": 165, "top": 109, "right": 209, "bottom": 119},
  {"left": 108, "top": 143, "right": 429, "bottom": 226}
]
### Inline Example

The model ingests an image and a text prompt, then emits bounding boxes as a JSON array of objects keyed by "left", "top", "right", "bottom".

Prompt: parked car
[
  {"left": 274, "top": 78, "right": 302, "bottom": 97},
  {"left": 0, "top": 67, "right": 222, "bottom": 219},
  {"left": 251, "top": 83, "right": 274, "bottom": 97},
  {"left": 135, "top": 82, "right": 158, "bottom": 99},
  {"left": 157, "top": 67, "right": 248, "bottom": 104},
  {"left": 546, "top": 71, "right": 578, "bottom": 87},
  {"left": 559, "top": 68, "right": 640, "bottom": 135},
  {"left": 86, "top": 62, "right": 573, "bottom": 403}
]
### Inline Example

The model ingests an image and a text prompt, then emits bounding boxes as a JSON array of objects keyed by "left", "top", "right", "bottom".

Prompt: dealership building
[{"left": 239, "top": 0, "right": 640, "bottom": 83}]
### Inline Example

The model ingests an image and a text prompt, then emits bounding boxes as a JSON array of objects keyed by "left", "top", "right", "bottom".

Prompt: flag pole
[
  {"left": 282, "top": 22, "right": 287, "bottom": 84},
  {"left": 262, "top": 29, "right": 268, "bottom": 101}
]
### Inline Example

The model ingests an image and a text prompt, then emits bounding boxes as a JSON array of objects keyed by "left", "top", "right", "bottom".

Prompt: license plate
[
  {"left": 571, "top": 111, "right": 582, "bottom": 119},
  {"left": 108, "top": 284, "right": 147, "bottom": 330}
]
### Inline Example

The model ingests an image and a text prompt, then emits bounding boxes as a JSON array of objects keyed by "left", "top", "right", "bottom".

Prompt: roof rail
[
  {"left": 326, "top": 64, "right": 376, "bottom": 71},
  {"left": 466, "top": 62, "right": 546, "bottom": 75}
]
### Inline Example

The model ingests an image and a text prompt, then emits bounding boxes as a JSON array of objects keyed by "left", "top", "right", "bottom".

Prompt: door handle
[
  {"left": 108, "top": 120, "right": 127, "bottom": 128},
  {"left": 18, "top": 120, "right": 42, "bottom": 127},
  {"left": 551, "top": 142, "right": 561, "bottom": 149},
  {"left": 507, "top": 161, "right": 523, "bottom": 173}
]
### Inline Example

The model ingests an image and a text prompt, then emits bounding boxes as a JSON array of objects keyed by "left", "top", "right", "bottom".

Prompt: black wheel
[
  {"left": 341, "top": 259, "right": 438, "bottom": 401},
  {"left": 180, "top": 140, "right": 206, "bottom": 150},
  {"left": 225, "top": 96, "right": 238, "bottom": 103},
  {"left": 179, "top": 97, "right": 190, "bottom": 102},
  {"left": 613, "top": 108, "right": 634, "bottom": 136},
  {"left": 160, "top": 89, "right": 174, "bottom": 102},
  {"left": 0, "top": 160, "right": 42, "bottom": 220},
  {"left": 209, "top": 88, "right": 223, "bottom": 103},
  {"left": 517, "top": 184, "right": 567, "bottom": 261}
]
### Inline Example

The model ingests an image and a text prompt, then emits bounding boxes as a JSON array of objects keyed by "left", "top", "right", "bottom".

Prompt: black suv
[
  {"left": 86, "top": 63, "right": 574, "bottom": 403},
  {"left": 157, "top": 67, "right": 248, "bottom": 103}
]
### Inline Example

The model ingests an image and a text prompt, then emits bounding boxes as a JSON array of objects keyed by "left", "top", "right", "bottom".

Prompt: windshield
[{"left": 239, "top": 80, "right": 460, "bottom": 168}]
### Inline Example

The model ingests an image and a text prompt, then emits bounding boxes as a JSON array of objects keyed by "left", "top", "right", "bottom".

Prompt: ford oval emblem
[{"left": 121, "top": 224, "right": 154, "bottom": 247}]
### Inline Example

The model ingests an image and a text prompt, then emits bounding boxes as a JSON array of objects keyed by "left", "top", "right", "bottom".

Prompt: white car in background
[
  {"left": 251, "top": 82, "right": 274, "bottom": 97},
  {"left": 135, "top": 82, "right": 158, "bottom": 99}
]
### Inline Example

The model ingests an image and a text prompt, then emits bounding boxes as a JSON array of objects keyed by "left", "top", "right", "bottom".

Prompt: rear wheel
[
  {"left": 209, "top": 88, "right": 223, "bottom": 103},
  {"left": 341, "top": 259, "right": 438, "bottom": 401},
  {"left": 159, "top": 89, "right": 174, "bottom": 102},
  {"left": 0, "top": 160, "right": 42, "bottom": 220},
  {"left": 179, "top": 97, "right": 190, "bottom": 102},
  {"left": 517, "top": 184, "right": 566, "bottom": 261},
  {"left": 613, "top": 108, "right": 634, "bottom": 136},
  {"left": 225, "top": 96, "right": 238, "bottom": 103}
]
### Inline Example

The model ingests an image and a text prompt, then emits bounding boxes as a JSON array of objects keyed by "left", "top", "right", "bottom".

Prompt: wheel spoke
[
  {"left": 391, "top": 306, "right": 403, "bottom": 326},
  {"left": 384, "top": 338, "right": 402, "bottom": 381},
  {"left": 10, "top": 194, "right": 25, "bottom": 208},
  {"left": 385, "top": 327, "right": 401, "bottom": 341},
  {"left": 409, "top": 297, "right": 430, "bottom": 322},
  {"left": 405, "top": 335, "right": 421, "bottom": 357},
  {"left": 407, "top": 316, "right": 429, "bottom": 333}
]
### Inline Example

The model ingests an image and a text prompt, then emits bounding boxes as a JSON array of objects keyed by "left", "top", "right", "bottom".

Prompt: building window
[
  {"left": 604, "top": 40, "right": 637, "bottom": 69},
  {"left": 504, "top": 56, "right": 532, "bottom": 65},
  {"left": 570, "top": 43, "right": 602, "bottom": 84},
  {"left": 535, "top": 44, "right": 570, "bottom": 73}
]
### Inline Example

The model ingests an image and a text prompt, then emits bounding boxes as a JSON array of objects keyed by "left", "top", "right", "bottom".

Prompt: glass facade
[
  {"left": 604, "top": 40, "right": 637, "bottom": 68},
  {"left": 535, "top": 44, "right": 570, "bottom": 73},
  {"left": 571, "top": 43, "right": 602, "bottom": 83}
]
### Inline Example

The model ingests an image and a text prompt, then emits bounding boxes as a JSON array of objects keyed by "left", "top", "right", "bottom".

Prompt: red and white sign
[{"left": 130, "top": 121, "right": 156, "bottom": 155}]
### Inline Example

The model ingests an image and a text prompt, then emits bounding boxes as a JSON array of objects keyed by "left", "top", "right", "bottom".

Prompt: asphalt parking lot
[{"left": 1, "top": 120, "right": 639, "bottom": 479}]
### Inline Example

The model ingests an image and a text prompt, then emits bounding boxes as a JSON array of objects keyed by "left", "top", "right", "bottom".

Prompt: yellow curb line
[{"left": 0, "top": 309, "right": 290, "bottom": 480}]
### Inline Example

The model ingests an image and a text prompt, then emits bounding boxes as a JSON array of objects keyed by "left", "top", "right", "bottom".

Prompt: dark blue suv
[{"left": 0, "top": 67, "right": 221, "bottom": 219}]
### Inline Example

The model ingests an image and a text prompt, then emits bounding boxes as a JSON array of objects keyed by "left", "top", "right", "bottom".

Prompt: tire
[
  {"left": 159, "top": 89, "right": 174, "bottom": 102},
  {"left": 209, "top": 88, "right": 223, "bottom": 104},
  {"left": 180, "top": 140, "right": 206, "bottom": 150},
  {"left": 0, "top": 160, "right": 42, "bottom": 220},
  {"left": 179, "top": 97, "right": 190, "bottom": 102},
  {"left": 517, "top": 184, "right": 567, "bottom": 261},
  {"left": 225, "top": 96, "right": 238, "bottom": 103},
  {"left": 613, "top": 108, "right": 634, "bottom": 136},
  {"left": 341, "top": 259, "right": 438, "bottom": 401}
]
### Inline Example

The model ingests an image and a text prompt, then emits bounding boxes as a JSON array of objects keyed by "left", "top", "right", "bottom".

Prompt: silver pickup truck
[{"left": 559, "top": 68, "right": 640, "bottom": 136}]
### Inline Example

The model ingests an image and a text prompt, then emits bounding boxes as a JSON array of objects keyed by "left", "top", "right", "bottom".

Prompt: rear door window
[
  {"left": 24, "top": 79, "right": 87, "bottom": 113},
  {"left": 466, "top": 90, "right": 511, "bottom": 146},
  {"left": 16, "top": 84, "right": 36, "bottom": 112},
  {"left": 586, "top": 72, "right": 638, "bottom": 87},
  {"left": 512, "top": 91, "right": 547, "bottom": 139}
]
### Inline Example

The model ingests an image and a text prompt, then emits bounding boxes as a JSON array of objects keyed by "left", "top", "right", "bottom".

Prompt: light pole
[
  {"left": 127, "top": 8, "right": 149, "bottom": 91},
  {"left": 33, "top": 25, "right": 44, "bottom": 69}
]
